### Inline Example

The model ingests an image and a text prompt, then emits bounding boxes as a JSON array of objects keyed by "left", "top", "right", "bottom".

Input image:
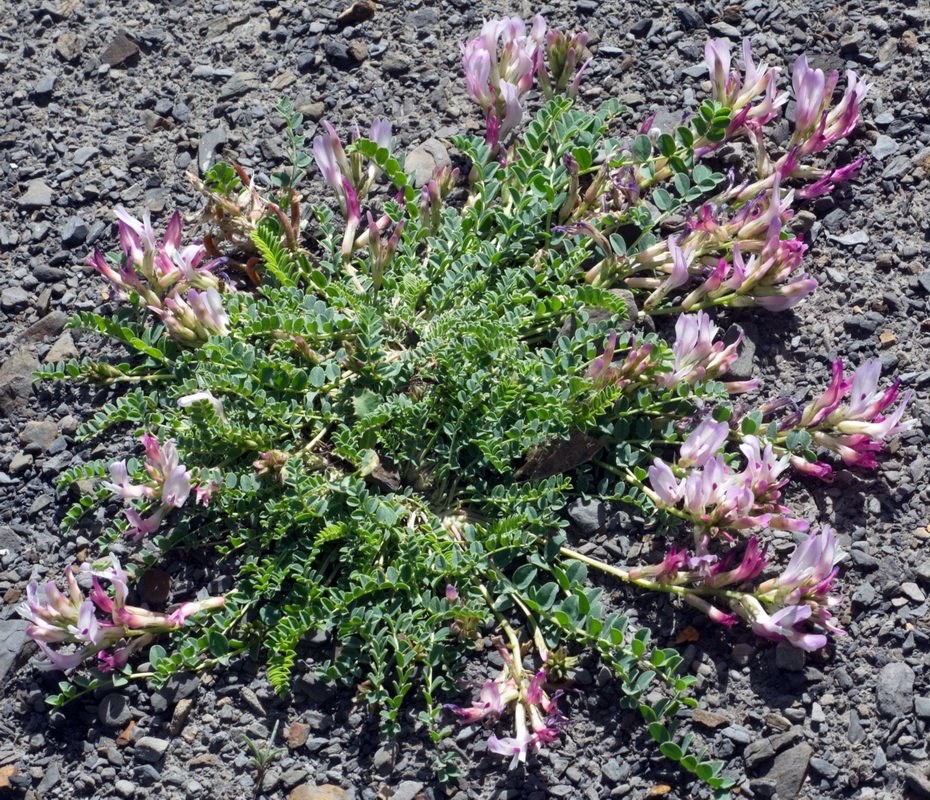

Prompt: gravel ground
[{"left": 1, "top": 0, "right": 929, "bottom": 798}]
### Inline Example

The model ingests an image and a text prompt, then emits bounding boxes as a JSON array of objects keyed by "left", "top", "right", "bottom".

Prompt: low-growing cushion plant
[{"left": 22, "top": 15, "right": 906, "bottom": 794}]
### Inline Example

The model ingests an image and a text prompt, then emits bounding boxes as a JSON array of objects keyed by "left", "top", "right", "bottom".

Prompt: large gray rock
[
  {"left": 198, "top": 126, "right": 227, "bottom": 175},
  {"left": 405, "top": 138, "right": 451, "bottom": 188},
  {"left": 764, "top": 743, "right": 813, "bottom": 797},
  {"left": 0, "top": 348, "right": 38, "bottom": 416},
  {"left": 0, "top": 620, "right": 33, "bottom": 687},
  {"left": 18, "top": 180, "right": 53, "bottom": 208},
  {"left": 877, "top": 661, "right": 915, "bottom": 718},
  {"left": 135, "top": 736, "right": 170, "bottom": 762}
]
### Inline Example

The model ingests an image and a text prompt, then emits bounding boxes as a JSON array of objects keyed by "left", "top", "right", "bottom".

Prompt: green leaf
[
  {"left": 653, "top": 188, "right": 673, "bottom": 212},
  {"left": 656, "top": 133, "right": 676, "bottom": 158},
  {"left": 786, "top": 429, "right": 812, "bottom": 450},
  {"left": 208, "top": 631, "right": 230, "bottom": 658},
  {"left": 572, "top": 147, "right": 593, "bottom": 172},
  {"left": 633, "top": 134, "right": 652, "bottom": 162},
  {"left": 309, "top": 366, "right": 326, "bottom": 388},
  {"left": 609, "top": 233, "right": 627, "bottom": 257},
  {"left": 660, "top": 741, "right": 683, "bottom": 761},
  {"left": 648, "top": 721, "right": 670, "bottom": 743},
  {"left": 511, "top": 563, "right": 538, "bottom": 591},
  {"left": 353, "top": 390, "right": 381, "bottom": 418},
  {"left": 149, "top": 644, "right": 167, "bottom": 667},
  {"left": 535, "top": 582, "right": 560, "bottom": 610}
]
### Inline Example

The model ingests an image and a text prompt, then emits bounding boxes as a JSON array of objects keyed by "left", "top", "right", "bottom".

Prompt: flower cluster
[
  {"left": 17, "top": 556, "right": 225, "bottom": 671},
  {"left": 444, "top": 584, "right": 480, "bottom": 639},
  {"left": 584, "top": 329, "right": 656, "bottom": 394},
  {"left": 648, "top": 417, "right": 806, "bottom": 537},
  {"left": 461, "top": 15, "right": 590, "bottom": 150},
  {"left": 311, "top": 119, "right": 409, "bottom": 262},
  {"left": 103, "top": 430, "right": 218, "bottom": 540},
  {"left": 253, "top": 449, "right": 289, "bottom": 485},
  {"left": 88, "top": 207, "right": 229, "bottom": 346},
  {"left": 620, "top": 175, "right": 816, "bottom": 313},
  {"left": 657, "top": 311, "right": 758, "bottom": 394},
  {"left": 575, "top": 37, "right": 867, "bottom": 314},
  {"left": 584, "top": 312, "right": 757, "bottom": 400},
  {"left": 775, "top": 359, "right": 914, "bottom": 477},
  {"left": 445, "top": 665, "right": 567, "bottom": 769},
  {"left": 634, "top": 527, "right": 843, "bottom": 651}
]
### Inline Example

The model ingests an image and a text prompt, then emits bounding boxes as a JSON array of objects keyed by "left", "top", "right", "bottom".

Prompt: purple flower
[
  {"left": 772, "top": 526, "right": 837, "bottom": 591},
  {"left": 678, "top": 418, "right": 730, "bottom": 469},
  {"left": 705, "top": 40, "right": 732, "bottom": 102},
  {"left": 115, "top": 205, "right": 158, "bottom": 258},
  {"left": 749, "top": 603, "right": 827, "bottom": 651},
  {"left": 102, "top": 460, "right": 148, "bottom": 501},
  {"left": 791, "top": 55, "right": 832, "bottom": 136},
  {"left": 648, "top": 458, "right": 682, "bottom": 506},
  {"left": 831, "top": 359, "right": 907, "bottom": 426},
  {"left": 487, "top": 730, "right": 535, "bottom": 769},
  {"left": 445, "top": 679, "right": 503, "bottom": 723},
  {"left": 707, "top": 536, "right": 769, "bottom": 586}
]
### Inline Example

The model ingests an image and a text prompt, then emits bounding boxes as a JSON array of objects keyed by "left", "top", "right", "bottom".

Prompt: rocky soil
[{"left": 1, "top": 0, "right": 929, "bottom": 798}]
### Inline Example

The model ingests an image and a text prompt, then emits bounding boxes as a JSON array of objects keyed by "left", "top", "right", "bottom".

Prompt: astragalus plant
[{"left": 26, "top": 15, "right": 903, "bottom": 794}]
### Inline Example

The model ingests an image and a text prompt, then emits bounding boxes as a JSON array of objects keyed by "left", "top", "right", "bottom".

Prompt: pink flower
[
  {"left": 167, "top": 596, "right": 227, "bottom": 628},
  {"left": 102, "top": 460, "right": 148, "bottom": 501},
  {"left": 462, "top": 45, "right": 493, "bottom": 110},
  {"left": 750, "top": 603, "right": 827, "bottom": 651},
  {"left": 648, "top": 458, "right": 682, "bottom": 506},
  {"left": 195, "top": 479, "right": 222, "bottom": 507},
  {"left": 125, "top": 506, "right": 168, "bottom": 541},
  {"left": 799, "top": 359, "right": 850, "bottom": 427},
  {"left": 791, "top": 55, "right": 833, "bottom": 137},
  {"left": 497, "top": 80, "right": 523, "bottom": 140},
  {"left": 790, "top": 454, "right": 833, "bottom": 480},
  {"left": 707, "top": 536, "right": 768, "bottom": 586},
  {"left": 770, "top": 526, "right": 837, "bottom": 592},
  {"left": 684, "top": 594, "right": 739, "bottom": 627},
  {"left": 161, "top": 465, "right": 192, "bottom": 509},
  {"left": 487, "top": 730, "right": 536, "bottom": 769},
  {"left": 34, "top": 641, "right": 89, "bottom": 672},
  {"left": 445, "top": 679, "right": 503, "bottom": 723},
  {"left": 705, "top": 40, "right": 732, "bottom": 102},
  {"left": 678, "top": 418, "right": 730, "bottom": 469},
  {"left": 341, "top": 178, "right": 361, "bottom": 257},
  {"left": 98, "top": 633, "right": 153, "bottom": 673}
]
